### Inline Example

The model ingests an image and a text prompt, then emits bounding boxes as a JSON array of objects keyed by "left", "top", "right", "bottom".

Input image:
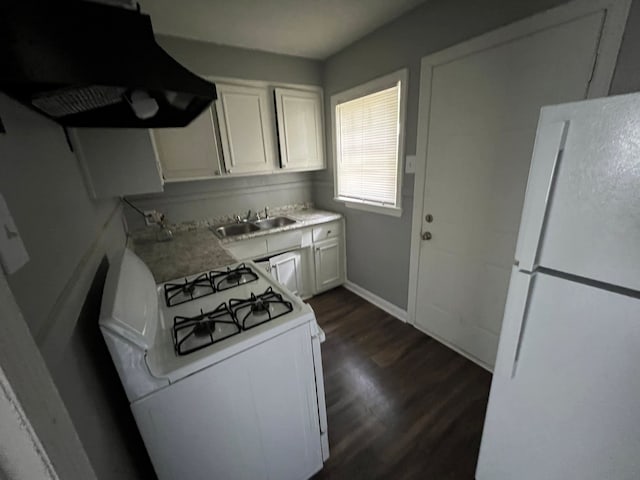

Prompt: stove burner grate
[
  {"left": 210, "top": 264, "right": 259, "bottom": 292},
  {"left": 164, "top": 273, "right": 215, "bottom": 307},
  {"left": 173, "top": 303, "right": 241, "bottom": 356},
  {"left": 229, "top": 287, "right": 294, "bottom": 331}
]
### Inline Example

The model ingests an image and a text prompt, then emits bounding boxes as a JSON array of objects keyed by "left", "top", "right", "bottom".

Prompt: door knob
[{"left": 422, "top": 231, "right": 432, "bottom": 241}]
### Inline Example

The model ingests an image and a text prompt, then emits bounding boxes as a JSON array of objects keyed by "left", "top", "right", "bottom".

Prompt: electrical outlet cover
[{"left": 0, "top": 193, "right": 29, "bottom": 274}]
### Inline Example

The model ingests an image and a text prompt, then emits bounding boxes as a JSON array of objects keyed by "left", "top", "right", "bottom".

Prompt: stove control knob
[{"left": 422, "top": 231, "right": 432, "bottom": 241}]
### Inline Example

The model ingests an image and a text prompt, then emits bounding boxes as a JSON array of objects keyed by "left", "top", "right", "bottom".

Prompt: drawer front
[
  {"left": 224, "top": 238, "right": 268, "bottom": 260},
  {"left": 267, "top": 230, "right": 303, "bottom": 253},
  {"left": 312, "top": 221, "right": 341, "bottom": 243}
]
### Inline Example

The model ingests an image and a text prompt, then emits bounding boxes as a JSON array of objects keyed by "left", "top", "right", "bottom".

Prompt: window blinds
[{"left": 335, "top": 83, "right": 400, "bottom": 206}]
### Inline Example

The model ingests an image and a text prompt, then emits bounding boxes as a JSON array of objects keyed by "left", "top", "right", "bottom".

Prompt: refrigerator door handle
[
  {"left": 495, "top": 270, "right": 535, "bottom": 378},
  {"left": 515, "top": 120, "right": 569, "bottom": 271}
]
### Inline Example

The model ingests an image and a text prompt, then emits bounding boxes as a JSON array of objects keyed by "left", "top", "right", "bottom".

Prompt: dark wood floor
[{"left": 308, "top": 287, "right": 492, "bottom": 480}]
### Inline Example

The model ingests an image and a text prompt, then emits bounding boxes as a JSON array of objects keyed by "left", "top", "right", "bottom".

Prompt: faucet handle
[{"left": 255, "top": 209, "right": 262, "bottom": 221}]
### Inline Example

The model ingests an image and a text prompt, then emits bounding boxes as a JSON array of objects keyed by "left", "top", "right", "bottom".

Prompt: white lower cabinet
[
  {"left": 229, "top": 221, "right": 345, "bottom": 297},
  {"left": 313, "top": 237, "right": 343, "bottom": 293},
  {"left": 131, "top": 323, "right": 323, "bottom": 480}
]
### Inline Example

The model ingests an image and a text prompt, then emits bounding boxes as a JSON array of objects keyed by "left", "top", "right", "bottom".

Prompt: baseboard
[
  {"left": 412, "top": 323, "right": 493, "bottom": 373},
  {"left": 343, "top": 280, "right": 407, "bottom": 322}
]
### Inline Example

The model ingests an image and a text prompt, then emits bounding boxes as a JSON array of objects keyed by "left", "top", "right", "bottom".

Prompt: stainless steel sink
[
  {"left": 214, "top": 222, "right": 261, "bottom": 238},
  {"left": 213, "top": 216, "right": 297, "bottom": 239},
  {"left": 254, "top": 216, "right": 297, "bottom": 230}
]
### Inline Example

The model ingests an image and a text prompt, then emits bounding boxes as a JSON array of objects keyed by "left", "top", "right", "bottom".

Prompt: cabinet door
[
  {"left": 270, "top": 251, "right": 303, "bottom": 296},
  {"left": 274, "top": 88, "right": 325, "bottom": 171},
  {"left": 152, "top": 107, "right": 222, "bottom": 181},
  {"left": 215, "top": 83, "right": 275, "bottom": 175},
  {"left": 314, "top": 238, "right": 343, "bottom": 293},
  {"left": 71, "top": 128, "right": 163, "bottom": 198}
]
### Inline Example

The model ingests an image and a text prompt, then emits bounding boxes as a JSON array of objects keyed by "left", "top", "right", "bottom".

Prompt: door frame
[{"left": 407, "top": 0, "right": 631, "bottom": 354}]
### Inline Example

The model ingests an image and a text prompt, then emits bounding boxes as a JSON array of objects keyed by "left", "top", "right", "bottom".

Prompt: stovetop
[{"left": 146, "top": 261, "right": 314, "bottom": 382}]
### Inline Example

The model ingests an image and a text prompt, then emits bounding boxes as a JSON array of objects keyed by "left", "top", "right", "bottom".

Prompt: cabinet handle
[
  {"left": 214, "top": 170, "right": 220, "bottom": 175},
  {"left": 327, "top": 230, "right": 332, "bottom": 235},
  {"left": 227, "top": 168, "right": 233, "bottom": 174}
]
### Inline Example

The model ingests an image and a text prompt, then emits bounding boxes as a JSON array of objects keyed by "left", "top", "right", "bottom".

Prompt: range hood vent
[{"left": 0, "top": 1, "right": 217, "bottom": 128}]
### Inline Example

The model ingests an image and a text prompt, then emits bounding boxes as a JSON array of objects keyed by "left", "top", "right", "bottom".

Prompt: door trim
[{"left": 407, "top": 0, "right": 631, "bottom": 335}]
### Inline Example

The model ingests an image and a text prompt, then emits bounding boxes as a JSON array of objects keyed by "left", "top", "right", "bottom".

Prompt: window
[{"left": 331, "top": 69, "right": 407, "bottom": 217}]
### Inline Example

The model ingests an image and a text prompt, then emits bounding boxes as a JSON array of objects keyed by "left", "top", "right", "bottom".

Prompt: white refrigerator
[{"left": 476, "top": 93, "right": 640, "bottom": 480}]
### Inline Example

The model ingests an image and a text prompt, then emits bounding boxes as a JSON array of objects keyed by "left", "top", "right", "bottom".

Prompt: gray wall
[
  {"left": 126, "top": 173, "right": 313, "bottom": 230},
  {"left": 0, "top": 94, "right": 153, "bottom": 480},
  {"left": 124, "top": 37, "right": 323, "bottom": 230},
  {"left": 316, "top": 0, "right": 640, "bottom": 310}
]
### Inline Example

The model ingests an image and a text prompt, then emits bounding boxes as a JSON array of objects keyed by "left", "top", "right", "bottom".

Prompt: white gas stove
[{"left": 99, "top": 249, "right": 328, "bottom": 480}]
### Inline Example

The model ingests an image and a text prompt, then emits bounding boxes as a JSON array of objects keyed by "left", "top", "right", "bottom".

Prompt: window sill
[{"left": 335, "top": 197, "right": 402, "bottom": 217}]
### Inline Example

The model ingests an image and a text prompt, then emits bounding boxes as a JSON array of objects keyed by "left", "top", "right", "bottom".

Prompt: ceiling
[{"left": 137, "top": 0, "right": 429, "bottom": 60}]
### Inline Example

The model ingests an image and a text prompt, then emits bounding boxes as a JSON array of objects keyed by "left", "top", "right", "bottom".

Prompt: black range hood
[{"left": 0, "top": 1, "right": 217, "bottom": 128}]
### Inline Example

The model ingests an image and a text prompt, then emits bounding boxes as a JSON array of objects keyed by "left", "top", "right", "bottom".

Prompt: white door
[
  {"left": 477, "top": 271, "right": 640, "bottom": 479},
  {"left": 413, "top": 11, "right": 608, "bottom": 368},
  {"left": 274, "top": 88, "right": 325, "bottom": 171},
  {"left": 314, "top": 238, "right": 342, "bottom": 293},
  {"left": 131, "top": 324, "right": 322, "bottom": 480},
  {"left": 152, "top": 107, "right": 223, "bottom": 181},
  {"left": 515, "top": 94, "right": 640, "bottom": 292},
  {"left": 215, "top": 83, "right": 275, "bottom": 175},
  {"left": 269, "top": 251, "right": 304, "bottom": 296}
]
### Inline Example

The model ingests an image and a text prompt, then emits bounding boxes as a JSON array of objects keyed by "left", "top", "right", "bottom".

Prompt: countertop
[{"left": 129, "top": 208, "right": 342, "bottom": 283}]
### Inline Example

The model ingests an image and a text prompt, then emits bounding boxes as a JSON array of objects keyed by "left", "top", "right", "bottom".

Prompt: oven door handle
[{"left": 311, "top": 327, "right": 328, "bottom": 435}]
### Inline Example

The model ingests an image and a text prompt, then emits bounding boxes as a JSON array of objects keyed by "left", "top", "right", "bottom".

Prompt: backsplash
[{"left": 123, "top": 172, "right": 314, "bottom": 231}]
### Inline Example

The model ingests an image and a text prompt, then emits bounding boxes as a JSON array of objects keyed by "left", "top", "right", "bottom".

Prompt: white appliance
[
  {"left": 99, "top": 249, "right": 329, "bottom": 480},
  {"left": 476, "top": 93, "right": 640, "bottom": 479}
]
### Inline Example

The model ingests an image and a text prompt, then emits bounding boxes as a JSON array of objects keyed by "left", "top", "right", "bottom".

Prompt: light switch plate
[
  {"left": 0, "top": 193, "right": 29, "bottom": 274},
  {"left": 405, "top": 154, "right": 416, "bottom": 174}
]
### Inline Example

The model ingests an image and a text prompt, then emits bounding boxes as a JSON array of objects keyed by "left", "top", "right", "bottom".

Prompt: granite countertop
[
  {"left": 129, "top": 208, "right": 341, "bottom": 283},
  {"left": 130, "top": 228, "right": 236, "bottom": 283}
]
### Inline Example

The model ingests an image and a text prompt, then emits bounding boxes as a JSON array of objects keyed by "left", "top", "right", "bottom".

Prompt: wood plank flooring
[{"left": 308, "top": 287, "right": 492, "bottom": 480}]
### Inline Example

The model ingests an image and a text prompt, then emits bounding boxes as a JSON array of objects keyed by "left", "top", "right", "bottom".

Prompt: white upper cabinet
[
  {"left": 215, "top": 83, "right": 276, "bottom": 175},
  {"left": 71, "top": 128, "right": 164, "bottom": 198},
  {"left": 274, "top": 88, "right": 325, "bottom": 171},
  {"left": 152, "top": 107, "right": 223, "bottom": 182}
]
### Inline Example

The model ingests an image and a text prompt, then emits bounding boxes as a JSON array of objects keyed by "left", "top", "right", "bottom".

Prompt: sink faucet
[
  {"left": 264, "top": 206, "right": 269, "bottom": 219},
  {"left": 234, "top": 214, "right": 242, "bottom": 223},
  {"left": 244, "top": 209, "right": 252, "bottom": 221}
]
